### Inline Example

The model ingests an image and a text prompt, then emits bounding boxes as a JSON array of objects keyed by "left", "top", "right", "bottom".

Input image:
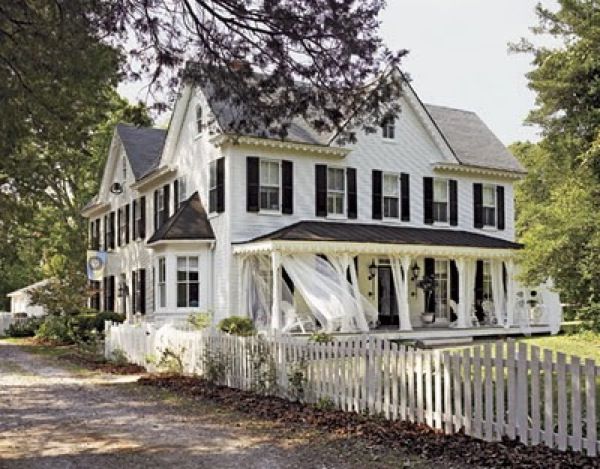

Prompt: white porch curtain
[
  {"left": 390, "top": 257, "right": 412, "bottom": 331},
  {"left": 281, "top": 254, "right": 377, "bottom": 333},
  {"left": 462, "top": 259, "right": 476, "bottom": 327},
  {"left": 490, "top": 259, "right": 506, "bottom": 326}
]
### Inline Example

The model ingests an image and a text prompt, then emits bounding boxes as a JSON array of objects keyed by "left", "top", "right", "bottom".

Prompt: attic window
[
  {"left": 382, "top": 117, "right": 395, "bottom": 140},
  {"left": 122, "top": 155, "right": 127, "bottom": 181},
  {"left": 196, "top": 105, "right": 202, "bottom": 134}
]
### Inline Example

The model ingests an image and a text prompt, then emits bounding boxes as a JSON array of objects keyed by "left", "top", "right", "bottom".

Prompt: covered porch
[{"left": 233, "top": 223, "right": 561, "bottom": 338}]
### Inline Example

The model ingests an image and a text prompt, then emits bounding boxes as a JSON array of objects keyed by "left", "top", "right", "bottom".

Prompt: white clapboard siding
[{"left": 105, "top": 322, "right": 600, "bottom": 457}]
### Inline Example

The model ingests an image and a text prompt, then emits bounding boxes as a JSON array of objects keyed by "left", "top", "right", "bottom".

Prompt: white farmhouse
[
  {"left": 82, "top": 69, "right": 561, "bottom": 340},
  {"left": 6, "top": 280, "right": 49, "bottom": 317}
]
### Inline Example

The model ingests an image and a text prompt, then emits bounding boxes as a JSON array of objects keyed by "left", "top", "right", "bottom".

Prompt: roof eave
[
  {"left": 131, "top": 166, "right": 177, "bottom": 191},
  {"left": 431, "top": 162, "right": 527, "bottom": 180},
  {"left": 211, "top": 133, "right": 351, "bottom": 158},
  {"left": 146, "top": 239, "right": 215, "bottom": 249},
  {"left": 80, "top": 201, "right": 111, "bottom": 218}
]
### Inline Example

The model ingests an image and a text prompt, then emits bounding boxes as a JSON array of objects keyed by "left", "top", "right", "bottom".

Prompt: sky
[{"left": 118, "top": 1, "right": 557, "bottom": 145}]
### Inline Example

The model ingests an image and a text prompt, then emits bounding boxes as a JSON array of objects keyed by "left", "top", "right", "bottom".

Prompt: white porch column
[
  {"left": 348, "top": 254, "right": 369, "bottom": 331},
  {"left": 399, "top": 256, "right": 413, "bottom": 331},
  {"left": 237, "top": 255, "right": 246, "bottom": 317},
  {"left": 505, "top": 259, "right": 515, "bottom": 328},
  {"left": 455, "top": 258, "right": 469, "bottom": 328},
  {"left": 271, "top": 251, "right": 282, "bottom": 332}
]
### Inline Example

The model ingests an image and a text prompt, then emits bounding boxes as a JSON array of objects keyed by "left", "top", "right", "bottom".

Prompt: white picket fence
[
  {"left": 0, "top": 313, "right": 15, "bottom": 336},
  {"left": 105, "top": 321, "right": 600, "bottom": 456}
]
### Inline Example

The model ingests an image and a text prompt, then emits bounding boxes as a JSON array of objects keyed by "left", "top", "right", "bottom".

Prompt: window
[
  {"left": 176, "top": 176, "right": 187, "bottom": 209},
  {"left": 177, "top": 256, "right": 199, "bottom": 308},
  {"left": 106, "top": 212, "right": 115, "bottom": 250},
  {"left": 196, "top": 105, "right": 203, "bottom": 134},
  {"left": 259, "top": 159, "right": 281, "bottom": 211},
  {"left": 119, "top": 207, "right": 127, "bottom": 246},
  {"left": 327, "top": 167, "right": 346, "bottom": 216},
  {"left": 157, "top": 190, "right": 165, "bottom": 226},
  {"left": 209, "top": 160, "right": 218, "bottom": 213},
  {"left": 382, "top": 117, "right": 395, "bottom": 140},
  {"left": 383, "top": 173, "right": 400, "bottom": 218},
  {"left": 482, "top": 185, "right": 496, "bottom": 227},
  {"left": 433, "top": 179, "right": 449, "bottom": 223},
  {"left": 135, "top": 198, "right": 144, "bottom": 239},
  {"left": 158, "top": 257, "right": 166, "bottom": 308},
  {"left": 482, "top": 260, "right": 493, "bottom": 301},
  {"left": 434, "top": 260, "right": 449, "bottom": 319}
]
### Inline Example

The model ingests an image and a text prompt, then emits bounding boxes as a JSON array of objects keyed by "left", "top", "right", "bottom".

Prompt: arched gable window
[{"left": 196, "top": 105, "right": 203, "bottom": 134}]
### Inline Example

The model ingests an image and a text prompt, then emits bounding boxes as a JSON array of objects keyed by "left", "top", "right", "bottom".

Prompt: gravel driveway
[{"left": 0, "top": 340, "right": 426, "bottom": 468}]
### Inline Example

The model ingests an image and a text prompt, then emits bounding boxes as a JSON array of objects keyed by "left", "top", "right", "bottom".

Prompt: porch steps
[{"left": 416, "top": 337, "right": 474, "bottom": 348}]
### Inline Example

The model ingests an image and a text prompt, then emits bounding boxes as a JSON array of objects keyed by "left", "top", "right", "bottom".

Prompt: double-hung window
[
  {"left": 177, "top": 256, "right": 199, "bottom": 308},
  {"left": 382, "top": 117, "right": 395, "bottom": 140},
  {"left": 482, "top": 260, "right": 493, "bottom": 301},
  {"left": 383, "top": 173, "right": 400, "bottom": 219},
  {"left": 156, "top": 190, "right": 165, "bottom": 226},
  {"left": 119, "top": 207, "right": 127, "bottom": 245},
  {"left": 158, "top": 257, "right": 166, "bottom": 308},
  {"left": 259, "top": 159, "right": 281, "bottom": 212},
  {"left": 482, "top": 185, "right": 496, "bottom": 227},
  {"left": 122, "top": 156, "right": 127, "bottom": 182},
  {"left": 434, "top": 260, "right": 449, "bottom": 319},
  {"left": 327, "top": 167, "right": 346, "bottom": 216},
  {"left": 433, "top": 179, "right": 449, "bottom": 223},
  {"left": 196, "top": 105, "right": 203, "bottom": 134},
  {"left": 209, "top": 161, "right": 218, "bottom": 213},
  {"left": 176, "top": 176, "right": 187, "bottom": 210}
]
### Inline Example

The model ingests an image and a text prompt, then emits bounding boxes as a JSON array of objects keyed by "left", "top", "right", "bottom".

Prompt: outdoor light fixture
[
  {"left": 410, "top": 262, "right": 421, "bottom": 281},
  {"left": 110, "top": 182, "right": 123, "bottom": 194},
  {"left": 118, "top": 282, "right": 129, "bottom": 298},
  {"left": 368, "top": 261, "right": 377, "bottom": 280}
]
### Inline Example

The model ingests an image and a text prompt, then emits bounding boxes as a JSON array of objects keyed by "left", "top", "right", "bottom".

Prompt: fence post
[
  {"left": 473, "top": 345, "right": 483, "bottom": 439},
  {"left": 463, "top": 348, "right": 472, "bottom": 436},
  {"left": 543, "top": 349, "right": 554, "bottom": 449},
  {"left": 483, "top": 343, "right": 494, "bottom": 441},
  {"left": 556, "top": 352, "right": 567, "bottom": 451},
  {"left": 585, "top": 359, "right": 597, "bottom": 456},
  {"left": 506, "top": 340, "right": 516, "bottom": 439},
  {"left": 571, "top": 356, "right": 582, "bottom": 452},
  {"left": 494, "top": 341, "right": 505, "bottom": 440},
  {"left": 530, "top": 346, "right": 541, "bottom": 446}
]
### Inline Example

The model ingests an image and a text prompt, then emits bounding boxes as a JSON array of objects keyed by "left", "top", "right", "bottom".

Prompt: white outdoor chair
[{"left": 281, "top": 301, "right": 315, "bottom": 333}]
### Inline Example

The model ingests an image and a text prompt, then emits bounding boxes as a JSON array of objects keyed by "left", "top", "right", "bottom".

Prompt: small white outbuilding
[{"left": 6, "top": 280, "right": 50, "bottom": 317}]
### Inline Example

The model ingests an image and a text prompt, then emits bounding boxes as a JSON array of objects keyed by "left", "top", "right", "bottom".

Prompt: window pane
[
  {"left": 189, "top": 282, "right": 199, "bottom": 307},
  {"left": 384, "top": 198, "right": 399, "bottom": 218},
  {"left": 209, "top": 162, "right": 217, "bottom": 187},
  {"left": 483, "top": 207, "right": 496, "bottom": 226},
  {"left": 177, "top": 257, "right": 187, "bottom": 281},
  {"left": 327, "top": 168, "right": 344, "bottom": 191},
  {"left": 177, "top": 284, "right": 187, "bottom": 307},
  {"left": 433, "top": 202, "right": 448, "bottom": 222},
  {"left": 483, "top": 186, "right": 495, "bottom": 206},
  {"left": 189, "top": 256, "right": 198, "bottom": 270},
  {"left": 434, "top": 180, "right": 448, "bottom": 202},
  {"left": 159, "top": 285, "right": 166, "bottom": 307},
  {"left": 383, "top": 174, "right": 399, "bottom": 196}
]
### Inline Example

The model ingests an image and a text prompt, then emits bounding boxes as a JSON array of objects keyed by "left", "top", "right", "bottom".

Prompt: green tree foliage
[{"left": 512, "top": 1, "right": 600, "bottom": 319}]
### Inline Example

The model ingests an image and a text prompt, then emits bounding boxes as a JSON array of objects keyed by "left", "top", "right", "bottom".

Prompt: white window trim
[
  {"left": 433, "top": 259, "right": 450, "bottom": 319},
  {"left": 176, "top": 176, "right": 187, "bottom": 208},
  {"left": 382, "top": 172, "right": 401, "bottom": 221},
  {"left": 176, "top": 255, "right": 200, "bottom": 310},
  {"left": 195, "top": 104, "right": 203, "bottom": 136},
  {"left": 157, "top": 257, "right": 166, "bottom": 309},
  {"left": 432, "top": 178, "right": 450, "bottom": 226},
  {"left": 482, "top": 184, "right": 497, "bottom": 229},
  {"left": 382, "top": 117, "right": 396, "bottom": 140},
  {"left": 326, "top": 166, "right": 347, "bottom": 219},
  {"left": 258, "top": 158, "right": 282, "bottom": 215}
]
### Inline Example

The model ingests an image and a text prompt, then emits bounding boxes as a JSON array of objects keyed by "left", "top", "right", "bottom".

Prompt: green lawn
[{"left": 517, "top": 332, "right": 600, "bottom": 363}]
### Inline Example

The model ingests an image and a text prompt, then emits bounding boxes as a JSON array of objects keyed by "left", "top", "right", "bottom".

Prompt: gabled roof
[
  {"left": 147, "top": 192, "right": 214, "bottom": 244},
  {"left": 116, "top": 124, "right": 167, "bottom": 180},
  {"left": 7, "top": 279, "right": 51, "bottom": 297},
  {"left": 425, "top": 105, "right": 525, "bottom": 173},
  {"left": 240, "top": 221, "right": 522, "bottom": 250}
]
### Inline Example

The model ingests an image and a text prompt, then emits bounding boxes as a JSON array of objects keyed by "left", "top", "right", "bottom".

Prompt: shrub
[
  {"left": 308, "top": 331, "right": 334, "bottom": 343},
  {"left": 5, "top": 317, "right": 43, "bottom": 338},
  {"left": 36, "top": 316, "right": 72, "bottom": 344},
  {"left": 575, "top": 304, "right": 600, "bottom": 332},
  {"left": 218, "top": 316, "right": 255, "bottom": 336},
  {"left": 187, "top": 311, "right": 212, "bottom": 330}
]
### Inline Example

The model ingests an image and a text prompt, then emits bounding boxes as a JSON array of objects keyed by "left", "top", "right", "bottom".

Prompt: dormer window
[
  {"left": 122, "top": 155, "right": 127, "bottom": 182},
  {"left": 196, "top": 105, "right": 203, "bottom": 134},
  {"left": 433, "top": 179, "right": 449, "bottom": 223},
  {"left": 382, "top": 117, "right": 395, "bottom": 140}
]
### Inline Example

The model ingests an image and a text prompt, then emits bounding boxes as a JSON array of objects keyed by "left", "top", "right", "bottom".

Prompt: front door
[{"left": 378, "top": 266, "right": 399, "bottom": 326}]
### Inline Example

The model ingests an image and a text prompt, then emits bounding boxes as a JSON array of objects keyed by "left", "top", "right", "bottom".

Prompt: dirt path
[{"left": 0, "top": 341, "right": 430, "bottom": 468}]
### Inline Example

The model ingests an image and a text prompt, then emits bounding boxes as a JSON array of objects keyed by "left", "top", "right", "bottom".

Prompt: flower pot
[{"left": 421, "top": 312, "right": 435, "bottom": 325}]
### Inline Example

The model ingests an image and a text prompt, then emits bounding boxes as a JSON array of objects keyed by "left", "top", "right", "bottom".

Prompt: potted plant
[{"left": 417, "top": 274, "right": 437, "bottom": 324}]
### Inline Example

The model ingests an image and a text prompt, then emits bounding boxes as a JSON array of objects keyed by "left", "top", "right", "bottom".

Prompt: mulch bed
[{"left": 139, "top": 374, "right": 600, "bottom": 468}]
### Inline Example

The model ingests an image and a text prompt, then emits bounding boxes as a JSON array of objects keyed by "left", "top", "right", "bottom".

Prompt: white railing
[
  {"left": 105, "top": 321, "right": 599, "bottom": 456},
  {"left": 0, "top": 313, "right": 15, "bottom": 336}
]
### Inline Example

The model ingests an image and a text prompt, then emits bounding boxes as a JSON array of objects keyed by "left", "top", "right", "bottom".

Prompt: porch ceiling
[{"left": 233, "top": 221, "right": 521, "bottom": 259}]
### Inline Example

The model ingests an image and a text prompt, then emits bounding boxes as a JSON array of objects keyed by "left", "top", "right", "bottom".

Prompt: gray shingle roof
[
  {"left": 116, "top": 124, "right": 167, "bottom": 180},
  {"left": 425, "top": 104, "right": 525, "bottom": 173},
  {"left": 147, "top": 192, "right": 214, "bottom": 244},
  {"left": 242, "top": 221, "right": 522, "bottom": 250}
]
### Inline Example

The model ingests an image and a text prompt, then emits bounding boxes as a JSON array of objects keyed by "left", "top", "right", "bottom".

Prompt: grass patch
[{"left": 517, "top": 332, "right": 600, "bottom": 363}]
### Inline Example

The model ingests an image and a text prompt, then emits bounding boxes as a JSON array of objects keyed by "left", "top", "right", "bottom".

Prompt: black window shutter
[
  {"left": 282, "top": 160, "right": 293, "bottom": 215},
  {"left": 372, "top": 170, "right": 382, "bottom": 220},
  {"left": 117, "top": 208, "right": 122, "bottom": 247},
  {"left": 108, "top": 276, "right": 115, "bottom": 312},
  {"left": 424, "top": 258, "right": 435, "bottom": 312},
  {"left": 315, "top": 164, "right": 328, "bottom": 217},
  {"left": 401, "top": 173, "right": 410, "bottom": 221},
  {"left": 473, "top": 183, "right": 483, "bottom": 228},
  {"left": 132, "top": 199, "right": 137, "bottom": 240},
  {"left": 450, "top": 260, "right": 459, "bottom": 304},
  {"left": 423, "top": 177, "right": 434, "bottom": 225},
  {"left": 131, "top": 271, "right": 137, "bottom": 315},
  {"left": 163, "top": 184, "right": 170, "bottom": 222},
  {"left": 153, "top": 190, "right": 159, "bottom": 231},
  {"left": 102, "top": 277, "right": 107, "bottom": 311},
  {"left": 282, "top": 268, "right": 294, "bottom": 294},
  {"left": 173, "top": 180, "right": 179, "bottom": 212},
  {"left": 246, "top": 156, "right": 259, "bottom": 212},
  {"left": 475, "top": 260, "right": 484, "bottom": 305},
  {"left": 217, "top": 157, "right": 225, "bottom": 213},
  {"left": 103, "top": 215, "right": 108, "bottom": 251},
  {"left": 110, "top": 212, "right": 115, "bottom": 249},
  {"left": 140, "top": 269, "right": 146, "bottom": 314},
  {"left": 139, "top": 196, "right": 146, "bottom": 239},
  {"left": 449, "top": 179, "right": 458, "bottom": 226},
  {"left": 347, "top": 168, "right": 357, "bottom": 219},
  {"left": 125, "top": 204, "right": 130, "bottom": 244},
  {"left": 497, "top": 186, "right": 505, "bottom": 230}
]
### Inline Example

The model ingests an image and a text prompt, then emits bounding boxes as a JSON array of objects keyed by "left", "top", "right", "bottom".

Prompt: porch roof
[{"left": 233, "top": 221, "right": 521, "bottom": 258}]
